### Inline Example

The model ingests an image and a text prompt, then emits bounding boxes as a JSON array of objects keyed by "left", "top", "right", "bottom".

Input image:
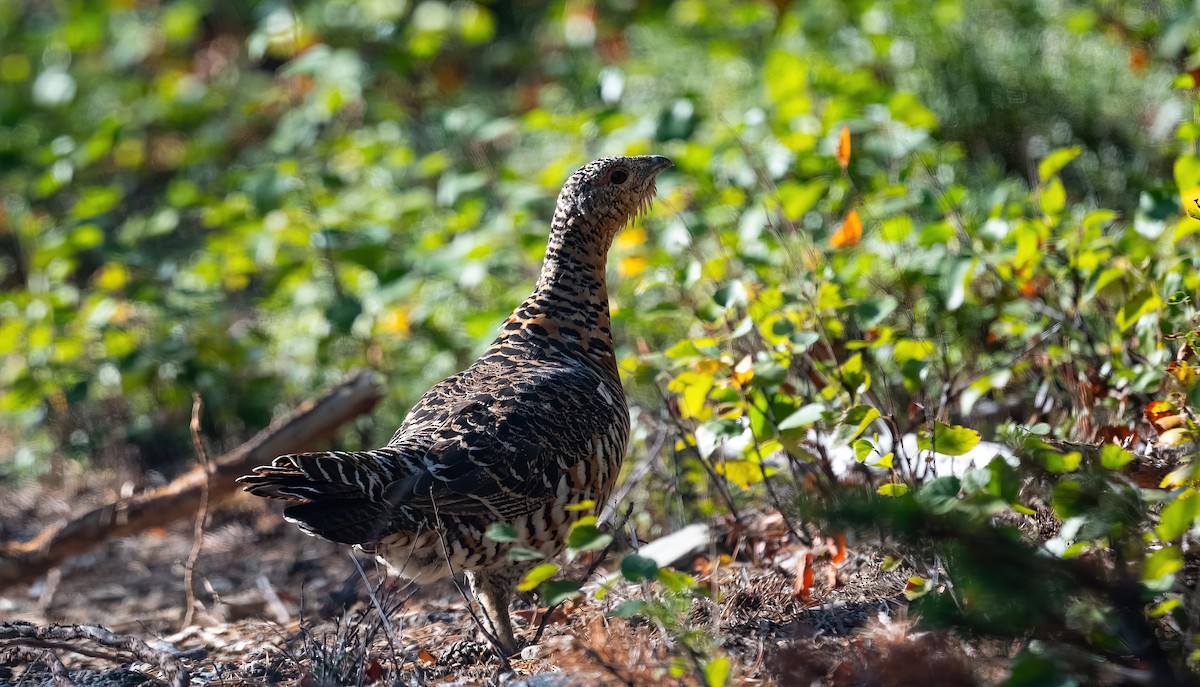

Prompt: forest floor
[{"left": 0, "top": 474, "right": 1011, "bottom": 686}]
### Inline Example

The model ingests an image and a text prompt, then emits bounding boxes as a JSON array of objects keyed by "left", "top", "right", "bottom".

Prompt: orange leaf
[
  {"left": 831, "top": 209, "right": 862, "bottom": 248},
  {"left": 731, "top": 354, "right": 754, "bottom": 388},
  {"left": 793, "top": 552, "right": 815, "bottom": 602},
  {"left": 1145, "top": 400, "right": 1181, "bottom": 433},
  {"left": 831, "top": 532, "right": 847, "bottom": 565},
  {"left": 417, "top": 648, "right": 437, "bottom": 666},
  {"left": 1129, "top": 45, "right": 1148, "bottom": 72},
  {"left": 837, "top": 126, "right": 851, "bottom": 169}
]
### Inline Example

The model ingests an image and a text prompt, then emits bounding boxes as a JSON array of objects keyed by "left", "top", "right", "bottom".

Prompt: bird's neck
[{"left": 493, "top": 217, "right": 619, "bottom": 373}]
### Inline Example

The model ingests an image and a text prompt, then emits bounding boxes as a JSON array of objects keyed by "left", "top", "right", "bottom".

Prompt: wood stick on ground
[
  {"left": 0, "top": 370, "right": 384, "bottom": 591},
  {"left": 0, "top": 646, "right": 74, "bottom": 687},
  {"left": 0, "top": 622, "right": 189, "bottom": 687}
]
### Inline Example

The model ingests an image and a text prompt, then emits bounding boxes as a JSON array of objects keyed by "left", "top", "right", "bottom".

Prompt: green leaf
[
  {"left": 566, "top": 520, "right": 612, "bottom": 553},
  {"left": 1038, "top": 146, "right": 1081, "bottom": 181},
  {"left": 916, "top": 422, "right": 981, "bottom": 456},
  {"left": 853, "top": 438, "right": 875, "bottom": 462},
  {"left": 778, "top": 402, "right": 826, "bottom": 430},
  {"left": 1100, "top": 444, "right": 1134, "bottom": 470},
  {"left": 917, "top": 476, "right": 962, "bottom": 514},
  {"left": 893, "top": 339, "right": 935, "bottom": 364},
  {"left": 507, "top": 546, "right": 546, "bottom": 562},
  {"left": 1156, "top": 490, "right": 1199, "bottom": 541},
  {"left": 903, "top": 575, "right": 932, "bottom": 600},
  {"left": 1149, "top": 598, "right": 1182, "bottom": 617},
  {"left": 1043, "top": 451, "right": 1082, "bottom": 473},
  {"left": 620, "top": 553, "right": 660, "bottom": 583},
  {"left": 655, "top": 568, "right": 697, "bottom": 593},
  {"left": 704, "top": 657, "right": 731, "bottom": 687},
  {"left": 1143, "top": 547, "right": 1184, "bottom": 583},
  {"left": 541, "top": 579, "right": 583, "bottom": 606},
  {"left": 713, "top": 280, "right": 746, "bottom": 308},
  {"left": 485, "top": 523, "right": 518, "bottom": 543},
  {"left": 518, "top": 563, "right": 560, "bottom": 591},
  {"left": 1115, "top": 290, "right": 1160, "bottom": 332},
  {"left": 840, "top": 353, "right": 870, "bottom": 395},
  {"left": 833, "top": 405, "right": 880, "bottom": 446},
  {"left": 877, "top": 483, "right": 908, "bottom": 496},
  {"left": 612, "top": 600, "right": 651, "bottom": 618},
  {"left": 1040, "top": 178, "right": 1066, "bottom": 216}
]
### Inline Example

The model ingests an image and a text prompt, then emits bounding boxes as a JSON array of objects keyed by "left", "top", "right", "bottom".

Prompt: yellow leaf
[
  {"left": 836, "top": 125, "right": 851, "bottom": 169},
  {"left": 95, "top": 264, "right": 128, "bottom": 291},
  {"left": 716, "top": 459, "right": 772, "bottom": 489},
  {"left": 618, "top": 254, "right": 647, "bottom": 277},
  {"left": 379, "top": 305, "right": 411, "bottom": 337},
  {"left": 831, "top": 209, "right": 862, "bottom": 248},
  {"left": 616, "top": 226, "right": 646, "bottom": 249}
]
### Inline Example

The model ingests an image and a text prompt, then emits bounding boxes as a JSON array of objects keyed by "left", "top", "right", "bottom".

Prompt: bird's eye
[{"left": 609, "top": 169, "right": 629, "bottom": 185}]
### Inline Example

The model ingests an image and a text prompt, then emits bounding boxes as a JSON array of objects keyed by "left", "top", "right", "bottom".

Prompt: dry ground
[{"left": 0, "top": 475, "right": 1008, "bottom": 686}]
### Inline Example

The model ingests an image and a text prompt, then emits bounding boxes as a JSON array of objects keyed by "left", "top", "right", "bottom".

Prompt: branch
[{"left": 0, "top": 370, "right": 383, "bottom": 591}]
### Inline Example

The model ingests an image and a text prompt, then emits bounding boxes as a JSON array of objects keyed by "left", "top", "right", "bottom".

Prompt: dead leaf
[
  {"left": 417, "top": 648, "right": 437, "bottom": 666},
  {"left": 364, "top": 658, "right": 384, "bottom": 683}
]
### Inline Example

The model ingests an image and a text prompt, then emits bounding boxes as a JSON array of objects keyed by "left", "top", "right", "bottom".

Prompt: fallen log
[{"left": 0, "top": 370, "right": 384, "bottom": 591}]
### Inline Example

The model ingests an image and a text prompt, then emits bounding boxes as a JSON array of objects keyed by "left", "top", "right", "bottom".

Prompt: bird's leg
[{"left": 466, "top": 569, "right": 519, "bottom": 656}]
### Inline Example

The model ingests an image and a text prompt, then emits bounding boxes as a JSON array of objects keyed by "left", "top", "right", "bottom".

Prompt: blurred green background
[{"left": 1, "top": 0, "right": 1197, "bottom": 483}]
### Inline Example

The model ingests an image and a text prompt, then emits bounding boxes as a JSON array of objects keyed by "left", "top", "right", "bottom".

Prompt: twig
[
  {"left": 0, "top": 623, "right": 189, "bottom": 687},
  {"left": 181, "top": 392, "right": 211, "bottom": 629},
  {"left": 0, "top": 646, "right": 74, "bottom": 687}
]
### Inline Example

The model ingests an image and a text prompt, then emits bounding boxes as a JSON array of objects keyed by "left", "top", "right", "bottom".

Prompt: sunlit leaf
[
  {"left": 518, "top": 563, "right": 560, "bottom": 591},
  {"left": 916, "top": 422, "right": 981, "bottom": 456},
  {"left": 1037, "top": 146, "right": 1081, "bottom": 181},
  {"left": 778, "top": 403, "right": 826, "bottom": 431},
  {"left": 1143, "top": 547, "right": 1184, "bottom": 583},
  {"left": 704, "top": 657, "right": 731, "bottom": 687}
]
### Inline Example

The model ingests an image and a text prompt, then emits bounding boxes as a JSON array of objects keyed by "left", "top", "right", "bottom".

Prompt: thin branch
[{"left": 181, "top": 392, "right": 211, "bottom": 629}]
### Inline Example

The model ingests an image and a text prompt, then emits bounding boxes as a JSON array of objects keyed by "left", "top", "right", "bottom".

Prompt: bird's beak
[{"left": 647, "top": 155, "right": 673, "bottom": 174}]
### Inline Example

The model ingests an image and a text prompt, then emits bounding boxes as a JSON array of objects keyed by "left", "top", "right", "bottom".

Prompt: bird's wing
[{"left": 385, "top": 363, "right": 622, "bottom": 521}]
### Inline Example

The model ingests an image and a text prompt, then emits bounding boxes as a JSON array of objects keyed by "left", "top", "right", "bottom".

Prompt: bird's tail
[{"left": 238, "top": 448, "right": 408, "bottom": 545}]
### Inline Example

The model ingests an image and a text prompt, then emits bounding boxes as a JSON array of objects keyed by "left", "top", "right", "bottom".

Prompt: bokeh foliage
[{"left": 5, "top": 0, "right": 1200, "bottom": 682}]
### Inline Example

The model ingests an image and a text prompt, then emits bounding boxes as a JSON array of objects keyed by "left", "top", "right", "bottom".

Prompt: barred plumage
[{"left": 239, "top": 155, "right": 672, "bottom": 654}]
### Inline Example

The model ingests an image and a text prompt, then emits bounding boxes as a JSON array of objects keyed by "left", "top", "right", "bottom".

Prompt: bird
[{"left": 239, "top": 155, "right": 672, "bottom": 655}]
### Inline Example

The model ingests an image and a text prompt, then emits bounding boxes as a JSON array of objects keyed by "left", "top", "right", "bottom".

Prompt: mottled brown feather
[{"left": 239, "top": 155, "right": 672, "bottom": 654}]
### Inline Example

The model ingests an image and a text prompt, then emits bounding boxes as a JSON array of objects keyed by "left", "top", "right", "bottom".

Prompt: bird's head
[{"left": 551, "top": 155, "right": 673, "bottom": 254}]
